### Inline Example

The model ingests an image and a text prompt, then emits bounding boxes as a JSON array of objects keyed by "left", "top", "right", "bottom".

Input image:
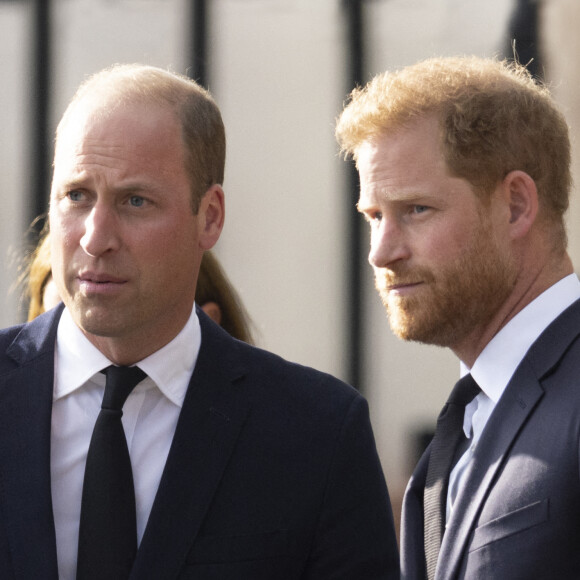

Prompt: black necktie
[
  {"left": 77, "top": 365, "right": 147, "bottom": 580},
  {"left": 423, "top": 374, "right": 480, "bottom": 580}
]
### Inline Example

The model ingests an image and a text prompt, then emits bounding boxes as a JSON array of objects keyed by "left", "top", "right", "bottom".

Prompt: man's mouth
[{"left": 77, "top": 272, "right": 127, "bottom": 293}]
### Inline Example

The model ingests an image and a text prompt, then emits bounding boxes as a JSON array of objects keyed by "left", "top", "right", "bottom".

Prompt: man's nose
[
  {"left": 80, "top": 204, "right": 121, "bottom": 257},
  {"left": 368, "top": 218, "right": 410, "bottom": 268}
]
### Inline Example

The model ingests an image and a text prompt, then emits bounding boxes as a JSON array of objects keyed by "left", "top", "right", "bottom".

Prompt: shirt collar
[
  {"left": 54, "top": 305, "right": 201, "bottom": 407},
  {"left": 461, "top": 273, "right": 580, "bottom": 403}
]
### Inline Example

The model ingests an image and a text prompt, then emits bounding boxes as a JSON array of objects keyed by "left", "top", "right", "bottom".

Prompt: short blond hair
[
  {"left": 336, "top": 56, "right": 571, "bottom": 247},
  {"left": 56, "top": 64, "right": 225, "bottom": 212}
]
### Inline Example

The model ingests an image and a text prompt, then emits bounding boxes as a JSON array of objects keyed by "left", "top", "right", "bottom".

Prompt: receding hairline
[
  {"left": 57, "top": 64, "right": 209, "bottom": 132},
  {"left": 54, "top": 63, "right": 227, "bottom": 212}
]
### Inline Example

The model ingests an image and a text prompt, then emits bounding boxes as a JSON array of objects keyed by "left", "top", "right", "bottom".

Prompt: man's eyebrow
[
  {"left": 55, "top": 179, "right": 156, "bottom": 194},
  {"left": 54, "top": 178, "right": 86, "bottom": 191},
  {"left": 113, "top": 183, "right": 154, "bottom": 194}
]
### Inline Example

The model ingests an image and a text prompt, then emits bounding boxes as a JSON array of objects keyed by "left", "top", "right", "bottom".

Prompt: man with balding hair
[{"left": 0, "top": 64, "right": 398, "bottom": 579}]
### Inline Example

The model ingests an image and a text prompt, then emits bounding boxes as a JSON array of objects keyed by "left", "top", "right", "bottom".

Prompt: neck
[
  {"left": 452, "top": 251, "right": 574, "bottom": 367},
  {"left": 83, "top": 314, "right": 193, "bottom": 366}
]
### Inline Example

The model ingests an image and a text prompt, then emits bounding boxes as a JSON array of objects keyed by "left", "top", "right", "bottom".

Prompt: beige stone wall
[
  {"left": 542, "top": 0, "right": 580, "bottom": 267},
  {"left": 0, "top": 2, "right": 31, "bottom": 327}
]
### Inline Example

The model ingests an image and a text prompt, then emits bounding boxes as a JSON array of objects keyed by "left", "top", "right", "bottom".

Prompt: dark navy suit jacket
[
  {"left": 0, "top": 305, "right": 399, "bottom": 579},
  {"left": 401, "top": 298, "right": 580, "bottom": 579}
]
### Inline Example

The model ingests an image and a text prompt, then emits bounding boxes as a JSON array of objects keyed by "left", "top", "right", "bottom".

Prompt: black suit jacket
[
  {"left": 0, "top": 305, "right": 399, "bottom": 579},
  {"left": 401, "top": 298, "right": 580, "bottom": 579}
]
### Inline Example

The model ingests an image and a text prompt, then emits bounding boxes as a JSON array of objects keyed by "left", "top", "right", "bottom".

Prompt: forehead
[
  {"left": 58, "top": 98, "right": 178, "bottom": 146},
  {"left": 356, "top": 116, "right": 482, "bottom": 210},
  {"left": 53, "top": 100, "right": 185, "bottom": 178},
  {"left": 357, "top": 117, "right": 446, "bottom": 189},
  {"left": 357, "top": 116, "right": 443, "bottom": 170}
]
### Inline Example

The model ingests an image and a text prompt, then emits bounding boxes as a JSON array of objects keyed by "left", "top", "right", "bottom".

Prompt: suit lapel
[
  {"left": 438, "top": 298, "right": 580, "bottom": 579},
  {"left": 131, "top": 312, "right": 250, "bottom": 580},
  {"left": 0, "top": 308, "right": 62, "bottom": 579}
]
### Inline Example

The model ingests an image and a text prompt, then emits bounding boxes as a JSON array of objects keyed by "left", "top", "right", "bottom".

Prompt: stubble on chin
[
  {"left": 379, "top": 288, "right": 452, "bottom": 345},
  {"left": 374, "top": 266, "right": 445, "bottom": 344},
  {"left": 374, "top": 235, "right": 516, "bottom": 349}
]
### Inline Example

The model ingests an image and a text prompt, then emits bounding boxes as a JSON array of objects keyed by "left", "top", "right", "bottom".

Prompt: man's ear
[
  {"left": 198, "top": 184, "right": 225, "bottom": 250},
  {"left": 502, "top": 170, "right": 539, "bottom": 240}
]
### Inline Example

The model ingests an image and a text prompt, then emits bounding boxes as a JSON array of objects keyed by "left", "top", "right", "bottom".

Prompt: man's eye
[
  {"left": 129, "top": 196, "right": 145, "bottom": 207},
  {"left": 414, "top": 205, "right": 429, "bottom": 213},
  {"left": 68, "top": 190, "right": 84, "bottom": 202}
]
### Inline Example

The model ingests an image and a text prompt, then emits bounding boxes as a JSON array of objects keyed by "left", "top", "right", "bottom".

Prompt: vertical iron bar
[
  {"left": 343, "top": 0, "right": 365, "bottom": 390},
  {"left": 506, "top": 0, "right": 542, "bottom": 79},
  {"left": 189, "top": 0, "right": 208, "bottom": 88},
  {"left": 30, "top": 0, "right": 51, "bottom": 236}
]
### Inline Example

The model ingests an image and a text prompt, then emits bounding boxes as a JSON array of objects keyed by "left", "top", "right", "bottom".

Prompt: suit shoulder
[
  {"left": 0, "top": 308, "right": 61, "bottom": 372},
  {"left": 525, "top": 298, "right": 580, "bottom": 379},
  {"left": 199, "top": 310, "right": 365, "bottom": 411},
  {"left": 0, "top": 322, "right": 27, "bottom": 351},
  {"left": 232, "top": 339, "right": 362, "bottom": 406},
  {"left": 0, "top": 322, "right": 29, "bottom": 373}
]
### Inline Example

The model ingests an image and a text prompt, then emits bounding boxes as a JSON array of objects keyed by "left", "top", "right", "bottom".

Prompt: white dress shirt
[
  {"left": 51, "top": 306, "right": 201, "bottom": 580},
  {"left": 446, "top": 274, "right": 580, "bottom": 523}
]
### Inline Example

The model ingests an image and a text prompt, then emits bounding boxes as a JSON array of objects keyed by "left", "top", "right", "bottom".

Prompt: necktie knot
[
  {"left": 447, "top": 373, "right": 480, "bottom": 407},
  {"left": 101, "top": 365, "right": 147, "bottom": 411}
]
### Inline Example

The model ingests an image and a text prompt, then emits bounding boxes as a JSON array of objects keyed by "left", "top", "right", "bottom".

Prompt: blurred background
[{"left": 2, "top": 0, "right": 579, "bottom": 530}]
